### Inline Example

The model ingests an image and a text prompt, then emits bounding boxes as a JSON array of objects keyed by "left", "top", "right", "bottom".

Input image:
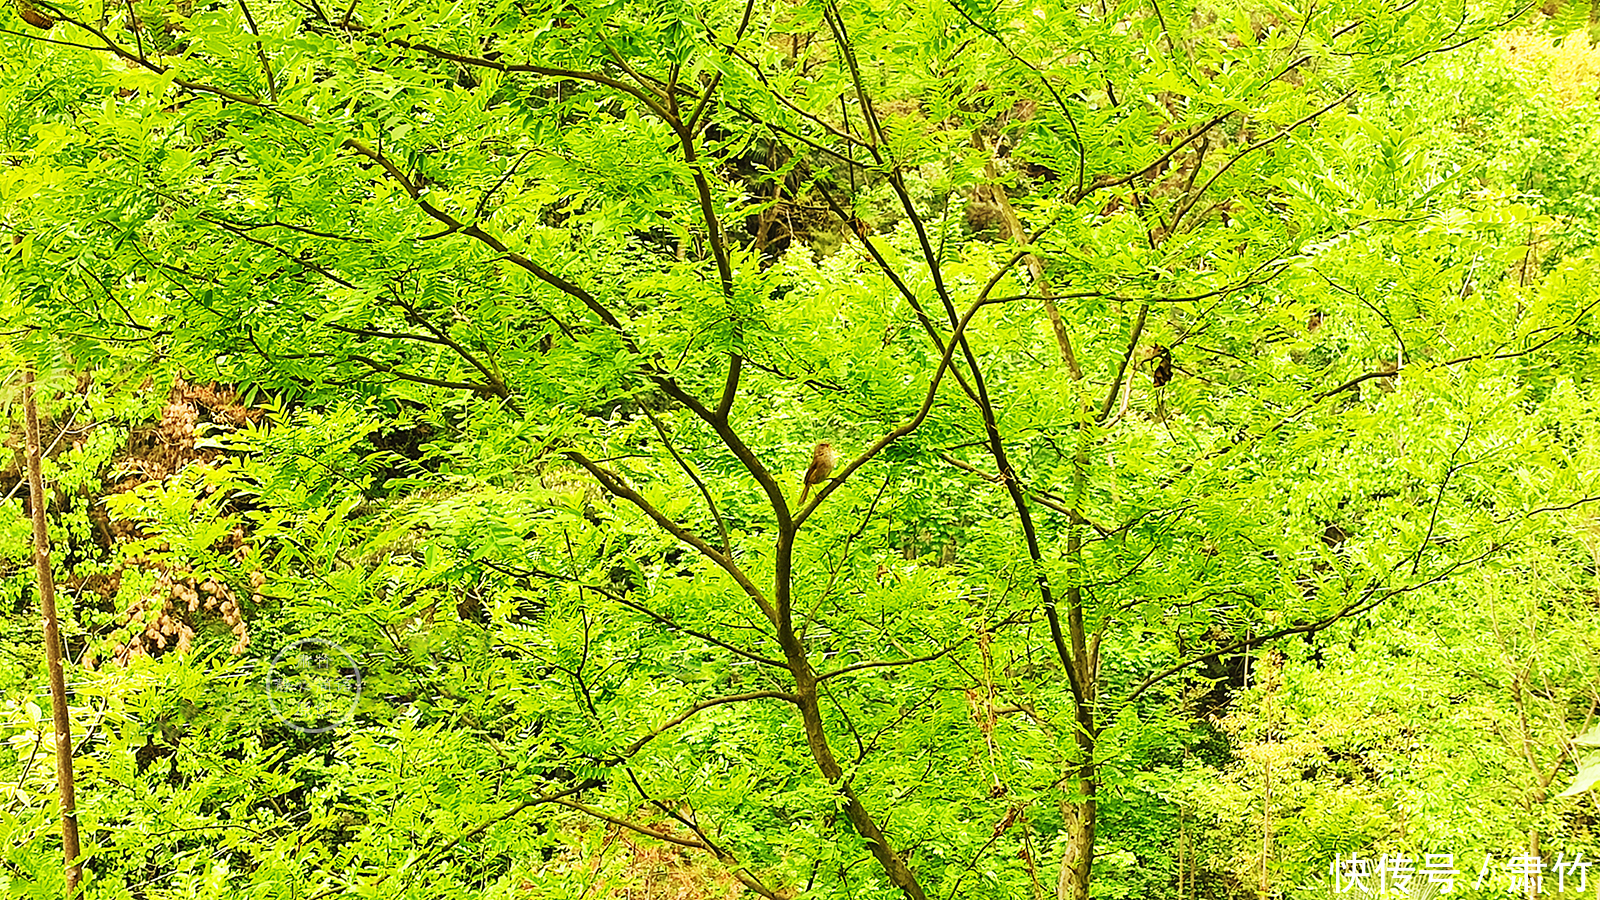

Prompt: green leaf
[{"left": 1560, "top": 756, "right": 1600, "bottom": 797}]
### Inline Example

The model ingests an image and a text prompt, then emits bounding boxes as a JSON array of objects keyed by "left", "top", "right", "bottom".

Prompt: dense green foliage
[{"left": 3, "top": 0, "right": 1600, "bottom": 896}]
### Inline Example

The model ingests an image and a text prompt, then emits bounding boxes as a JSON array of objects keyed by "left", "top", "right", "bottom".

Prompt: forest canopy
[{"left": 2, "top": 0, "right": 1600, "bottom": 896}]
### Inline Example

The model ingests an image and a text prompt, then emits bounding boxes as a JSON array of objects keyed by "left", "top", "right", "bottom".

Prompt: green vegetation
[{"left": 2, "top": 0, "right": 1600, "bottom": 896}]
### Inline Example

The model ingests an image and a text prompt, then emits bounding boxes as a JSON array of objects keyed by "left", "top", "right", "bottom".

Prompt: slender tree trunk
[
  {"left": 788, "top": 659, "right": 927, "bottom": 900},
  {"left": 1056, "top": 781, "right": 1096, "bottom": 900},
  {"left": 1527, "top": 828, "right": 1540, "bottom": 900},
  {"left": 23, "top": 365, "right": 81, "bottom": 895},
  {"left": 983, "top": 136, "right": 1115, "bottom": 900},
  {"left": 1260, "top": 764, "right": 1272, "bottom": 899},
  {"left": 1056, "top": 418, "right": 1100, "bottom": 900},
  {"left": 774, "top": 531, "right": 927, "bottom": 900},
  {"left": 1176, "top": 814, "right": 1186, "bottom": 900}
]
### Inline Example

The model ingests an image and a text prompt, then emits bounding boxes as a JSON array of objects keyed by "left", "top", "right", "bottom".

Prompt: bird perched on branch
[
  {"left": 14, "top": 0, "right": 53, "bottom": 28},
  {"left": 798, "top": 441, "right": 835, "bottom": 507}
]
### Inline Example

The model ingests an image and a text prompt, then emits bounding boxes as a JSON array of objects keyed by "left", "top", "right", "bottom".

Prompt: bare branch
[
  {"left": 642, "top": 409, "right": 732, "bottom": 555},
  {"left": 236, "top": 0, "right": 276, "bottom": 101},
  {"left": 566, "top": 450, "right": 776, "bottom": 624},
  {"left": 817, "top": 646, "right": 959, "bottom": 683},
  {"left": 1124, "top": 542, "right": 1507, "bottom": 702},
  {"left": 621, "top": 691, "right": 798, "bottom": 758}
]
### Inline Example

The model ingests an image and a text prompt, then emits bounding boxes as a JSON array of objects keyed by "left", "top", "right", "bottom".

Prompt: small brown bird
[
  {"left": 798, "top": 441, "right": 835, "bottom": 507},
  {"left": 14, "top": 0, "right": 52, "bottom": 28},
  {"left": 1150, "top": 344, "right": 1173, "bottom": 388}
]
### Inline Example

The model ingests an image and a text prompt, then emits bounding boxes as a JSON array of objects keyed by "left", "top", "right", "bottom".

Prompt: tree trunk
[
  {"left": 1260, "top": 764, "right": 1273, "bottom": 899},
  {"left": 782, "top": 633, "right": 927, "bottom": 900},
  {"left": 23, "top": 365, "right": 81, "bottom": 896},
  {"left": 1057, "top": 787, "right": 1097, "bottom": 900},
  {"left": 1527, "top": 828, "right": 1540, "bottom": 900}
]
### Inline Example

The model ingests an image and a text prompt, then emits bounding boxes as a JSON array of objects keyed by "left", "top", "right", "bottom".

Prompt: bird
[{"left": 798, "top": 441, "right": 836, "bottom": 507}]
